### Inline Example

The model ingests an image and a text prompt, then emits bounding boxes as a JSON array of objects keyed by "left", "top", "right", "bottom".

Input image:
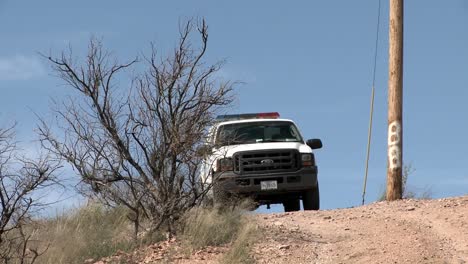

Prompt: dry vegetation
[
  {"left": 22, "top": 201, "right": 257, "bottom": 264},
  {"left": 182, "top": 207, "right": 244, "bottom": 249},
  {"left": 0, "top": 17, "right": 256, "bottom": 264},
  {"left": 38, "top": 17, "right": 234, "bottom": 240},
  {"left": 181, "top": 202, "right": 258, "bottom": 264},
  {"left": 34, "top": 204, "right": 140, "bottom": 264},
  {"left": 0, "top": 126, "right": 59, "bottom": 263},
  {"left": 221, "top": 218, "right": 257, "bottom": 264},
  {"left": 378, "top": 163, "right": 432, "bottom": 201}
]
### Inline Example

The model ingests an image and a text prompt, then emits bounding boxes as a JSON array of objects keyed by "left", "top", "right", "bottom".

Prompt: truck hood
[{"left": 212, "top": 142, "right": 312, "bottom": 158}]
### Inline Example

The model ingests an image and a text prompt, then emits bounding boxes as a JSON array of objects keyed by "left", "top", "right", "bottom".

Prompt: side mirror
[{"left": 306, "top": 139, "right": 323, "bottom": 149}]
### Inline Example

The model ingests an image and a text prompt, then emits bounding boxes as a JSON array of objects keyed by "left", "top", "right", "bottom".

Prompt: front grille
[{"left": 233, "top": 149, "right": 299, "bottom": 175}]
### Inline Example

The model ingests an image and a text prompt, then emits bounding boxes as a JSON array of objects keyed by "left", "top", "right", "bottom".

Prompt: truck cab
[{"left": 200, "top": 112, "right": 322, "bottom": 211}]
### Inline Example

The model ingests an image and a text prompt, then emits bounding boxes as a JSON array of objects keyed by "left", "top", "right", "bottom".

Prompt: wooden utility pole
[{"left": 386, "top": 0, "right": 403, "bottom": 200}]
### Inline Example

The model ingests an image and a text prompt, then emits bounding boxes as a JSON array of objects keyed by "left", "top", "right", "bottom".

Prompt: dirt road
[{"left": 255, "top": 196, "right": 467, "bottom": 264}]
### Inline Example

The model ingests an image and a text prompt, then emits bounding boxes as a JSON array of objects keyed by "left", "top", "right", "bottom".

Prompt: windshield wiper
[{"left": 261, "top": 139, "right": 285, "bottom": 142}]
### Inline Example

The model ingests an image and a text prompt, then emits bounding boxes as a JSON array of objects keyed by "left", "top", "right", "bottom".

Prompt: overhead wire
[{"left": 362, "top": 0, "right": 382, "bottom": 205}]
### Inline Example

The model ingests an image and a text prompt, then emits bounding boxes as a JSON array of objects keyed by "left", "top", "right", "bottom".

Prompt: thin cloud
[
  {"left": 214, "top": 67, "right": 256, "bottom": 84},
  {"left": 0, "top": 55, "right": 45, "bottom": 81}
]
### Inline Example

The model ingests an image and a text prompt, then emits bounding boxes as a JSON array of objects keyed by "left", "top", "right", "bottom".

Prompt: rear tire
[
  {"left": 303, "top": 184, "right": 320, "bottom": 210},
  {"left": 283, "top": 199, "right": 300, "bottom": 212}
]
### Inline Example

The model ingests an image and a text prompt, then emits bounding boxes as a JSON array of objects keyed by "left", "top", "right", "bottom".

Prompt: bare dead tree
[
  {"left": 38, "top": 18, "right": 234, "bottom": 237},
  {"left": 0, "top": 125, "right": 58, "bottom": 263}
]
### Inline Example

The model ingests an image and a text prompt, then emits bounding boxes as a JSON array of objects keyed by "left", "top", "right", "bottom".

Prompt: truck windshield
[{"left": 216, "top": 121, "right": 303, "bottom": 146}]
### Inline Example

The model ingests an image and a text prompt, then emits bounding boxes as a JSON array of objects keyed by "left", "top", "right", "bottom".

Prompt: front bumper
[{"left": 214, "top": 166, "right": 318, "bottom": 198}]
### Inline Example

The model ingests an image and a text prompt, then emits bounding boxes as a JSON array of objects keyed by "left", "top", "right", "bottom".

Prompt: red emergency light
[{"left": 256, "top": 112, "right": 280, "bottom": 119}]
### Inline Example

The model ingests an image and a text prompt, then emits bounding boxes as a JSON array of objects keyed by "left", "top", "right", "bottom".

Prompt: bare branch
[
  {"left": 39, "top": 18, "right": 235, "bottom": 237},
  {"left": 0, "top": 125, "right": 58, "bottom": 263}
]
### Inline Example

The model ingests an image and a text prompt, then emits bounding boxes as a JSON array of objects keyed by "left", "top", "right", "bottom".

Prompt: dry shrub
[
  {"left": 378, "top": 163, "right": 432, "bottom": 201},
  {"left": 221, "top": 219, "right": 258, "bottom": 264},
  {"left": 0, "top": 125, "right": 59, "bottom": 263},
  {"left": 181, "top": 206, "right": 243, "bottom": 249},
  {"left": 181, "top": 200, "right": 258, "bottom": 263},
  {"left": 35, "top": 203, "right": 138, "bottom": 264},
  {"left": 32, "top": 200, "right": 258, "bottom": 263},
  {"left": 40, "top": 18, "right": 235, "bottom": 236}
]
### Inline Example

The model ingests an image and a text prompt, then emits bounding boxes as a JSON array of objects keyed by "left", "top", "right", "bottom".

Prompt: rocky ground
[
  {"left": 95, "top": 195, "right": 467, "bottom": 263},
  {"left": 91, "top": 238, "right": 227, "bottom": 264},
  {"left": 256, "top": 196, "right": 467, "bottom": 264}
]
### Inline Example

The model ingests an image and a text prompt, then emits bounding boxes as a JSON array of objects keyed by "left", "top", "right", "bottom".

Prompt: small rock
[
  {"left": 279, "top": 244, "right": 291, "bottom": 250},
  {"left": 406, "top": 207, "right": 416, "bottom": 211},
  {"left": 274, "top": 221, "right": 283, "bottom": 226},
  {"left": 324, "top": 216, "right": 332, "bottom": 220}
]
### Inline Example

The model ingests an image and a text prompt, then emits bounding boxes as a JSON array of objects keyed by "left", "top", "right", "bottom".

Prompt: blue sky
[{"left": 0, "top": 0, "right": 467, "bottom": 211}]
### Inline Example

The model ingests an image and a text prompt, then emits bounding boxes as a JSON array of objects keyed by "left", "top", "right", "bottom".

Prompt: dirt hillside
[
  {"left": 96, "top": 196, "right": 467, "bottom": 263},
  {"left": 255, "top": 196, "right": 467, "bottom": 264}
]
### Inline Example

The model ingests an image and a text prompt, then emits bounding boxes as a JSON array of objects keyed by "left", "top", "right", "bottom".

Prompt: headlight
[
  {"left": 301, "top": 153, "right": 315, "bottom": 167},
  {"left": 217, "top": 158, "right": 233, "bottom": 172}
]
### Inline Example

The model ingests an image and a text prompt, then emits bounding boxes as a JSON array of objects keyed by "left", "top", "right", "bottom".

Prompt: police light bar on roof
[{"left": 216, "top": 112, "right": 280, "bottom": 121}]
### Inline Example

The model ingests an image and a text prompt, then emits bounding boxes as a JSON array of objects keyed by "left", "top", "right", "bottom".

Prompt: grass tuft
[
  {"left": 181, "top": 206, "right": 243, "bottom": 249},
  {"left": 221, "top": 220, "right": 258, "bottom": 264},
  {"left": 27, "top": 199, "right": 259, "bottom": 263},
  {"left": 35, "top": 203, "right": 137, "bottom": 264},
  {"left": 181, "top": 199, "right": 258, "bottom": 263}
]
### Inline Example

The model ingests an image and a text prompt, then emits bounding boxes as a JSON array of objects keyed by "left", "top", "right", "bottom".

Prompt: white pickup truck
[{"left": 200, "top": 112, "right": 322, "bottom": 212}]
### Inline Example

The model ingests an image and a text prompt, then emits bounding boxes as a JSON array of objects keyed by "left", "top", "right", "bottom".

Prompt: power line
[{"left": 362, "top": 0, "right": 382, "bottom": 206}]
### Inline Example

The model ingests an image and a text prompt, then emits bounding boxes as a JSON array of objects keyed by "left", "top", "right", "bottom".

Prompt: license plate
[{"left": 260, "top": 180, "right": 277, "bottom": 190}]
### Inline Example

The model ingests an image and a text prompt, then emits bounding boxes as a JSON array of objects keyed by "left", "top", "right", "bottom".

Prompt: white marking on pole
[{"left": 388, "top": 120, "right": 402, "bottom": 170}]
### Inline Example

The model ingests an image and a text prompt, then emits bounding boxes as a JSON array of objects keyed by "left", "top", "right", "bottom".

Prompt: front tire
[{"left": 303, "top": 184, "right": 320, "bottom": 210}]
